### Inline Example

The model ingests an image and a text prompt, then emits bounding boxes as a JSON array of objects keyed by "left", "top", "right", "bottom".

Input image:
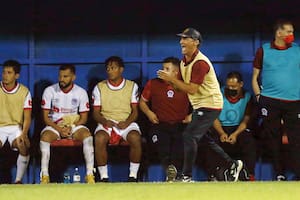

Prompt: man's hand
[
  {"left": 147, "top": 111, "right": 159, "bottom": 124},
  {"left": 227, "top": 134, "right": 238, "bottom": 144},
  {"left": 59, "top": 126, "right": 72, "bottom": 138},
  {"left": 116, "top": 121, "right": 129, "bottom": 130},
  {"left": 220, "top": 133, "right": 229, "bottom": 143},
  {"left": 16, "top": 134, "right": 30, "bottom": 149},
  {"left": 103, "top": 119, "right": 116, "bottom": 128},
  {"left": 182, "top": 114, "right": 192, "bottom": 123},
  {"left": 157, "top": 70, "right": 173, "bottom": 82}
]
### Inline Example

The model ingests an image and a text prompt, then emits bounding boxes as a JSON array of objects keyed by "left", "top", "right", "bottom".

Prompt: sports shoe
[
  {"left": 100, "top": 178, "right": 109, "bottom": 182},
  {"left": 276, "top": 174, "right": 286, "bottom": 181},
  {"left": 166, "top": 164, "right": 177, "bottom": 182},
  {"left": 229, "top": 160, "right": 243, "bottom": 182},
  {"left": 128, "top": 177, "right": 138, "bottom": 182},
  {"left": 14, "top": 180, "right": 23, "bottom": 184},
  {"left": 180, "top": 175, "right": 194, "bottom": 183},
  {"left": 40, "top": 175, "right": 50, "bottom": 184},
  {"left": 85, "top": 174, "right": 95, "bottom": 184}
]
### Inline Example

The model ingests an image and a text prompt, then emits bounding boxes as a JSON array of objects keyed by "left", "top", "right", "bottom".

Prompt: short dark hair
[
  {"left": 273, "top": 19, "right": 293, "bottom": 33},
  {"left": 226, "top": 71, "right": 243, "bottom": 82},
  {"left": 59, "top": 64, "right": 76, "bottom": 74},
  {"left": 162, "top": 57, "right": 180, "bottom": 67},
  {"left": 105, "top": 56, "right": 124, "bottom": 68},
  {"left": 3, "top": 59, "right": 21, "bottom": 74}
]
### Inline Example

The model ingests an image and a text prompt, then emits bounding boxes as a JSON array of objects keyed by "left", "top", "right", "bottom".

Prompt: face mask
[
  {"left": 284, "top": 34, "right": 294, "bottom": 44},
  {"left": 225, "top": 88, "right": 238, "bottom": 97}
]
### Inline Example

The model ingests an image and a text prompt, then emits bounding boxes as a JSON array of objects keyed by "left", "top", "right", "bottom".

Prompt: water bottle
[
  {"left": 63, "top": 171, "right": 71, "bottom": 184},
  {"left": 73, "top": 167, "right": 81, "bottom": 183}
]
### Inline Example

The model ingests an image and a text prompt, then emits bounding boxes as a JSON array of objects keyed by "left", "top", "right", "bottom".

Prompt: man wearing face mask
[
  {"left": 210, "top": 71, "right": 256, "bottom": 181},
  {"left": 252, "top": 19, "right": 300, "bottom": 180}
]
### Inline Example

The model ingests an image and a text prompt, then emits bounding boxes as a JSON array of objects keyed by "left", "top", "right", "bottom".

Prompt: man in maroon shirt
[{"left": 140, "top": 57, "right": 190, "bottom": 181}]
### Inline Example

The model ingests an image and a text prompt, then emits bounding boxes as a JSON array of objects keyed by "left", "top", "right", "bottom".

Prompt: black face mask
[{"left": 225, "top": 88, "right": 238, "bottom": 97}]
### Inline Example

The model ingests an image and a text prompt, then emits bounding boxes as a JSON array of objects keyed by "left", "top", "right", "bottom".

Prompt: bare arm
[
  {"left": 213, "top": 119, "right": 228, "bottom": 142},
  {"left": 139, "top": 98, "right": 159, "bottom": 124},
  {"left": 22, "top": 109, "right": 32, "bottom": 136},
  {"left": 92, "top": 106, "right": 115, "bottom": 127},
  {"left": 75, "top": 112, "right": 88, "bottom": 126},
  {"left": 117, "top": 104, "right": 139, "bottom": 129},
  {"left": 252, "top": 68, "right": 261, "bottom": 100}
]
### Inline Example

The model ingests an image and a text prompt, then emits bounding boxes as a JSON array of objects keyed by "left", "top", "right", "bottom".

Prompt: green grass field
[{"left": 1, "top": 182, "right": 300, "bottom": 200}]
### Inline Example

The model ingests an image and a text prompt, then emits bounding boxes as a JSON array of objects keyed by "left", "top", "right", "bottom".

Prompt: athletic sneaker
[
  {"left": 128, "top": 177, "right": 138, "bottom": 182},
  {"left": 40, "top": 175, "right": 50, "bottom": 184},
  {"left": 85, "top": 174, "right": 95, "bottom": 184},
  {"left": 180, "top": 175, "right": 194, "bottom": 183},
  {"left": 100, "top": 178, "right": 109, "bottom": 182},
  {"left": 276, "top": 174, "right": 286, "bottom": 181},
  {"left": 229, "top": 160, "right": 243, "bottom": 182},
  {"left": 14, "top": 180, "right": 22, "bottom": 184},
  {"left": 166, "top": 164, "right": 177, "bottom": 182}
]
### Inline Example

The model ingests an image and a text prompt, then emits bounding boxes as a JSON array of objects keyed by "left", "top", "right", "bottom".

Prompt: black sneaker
[
  {"left": 229, "top": 160, "right": 243, "bottom": 182},
  {"left": 166, "top": 164, "right": 177, "bottom": 182},
  {"left": 128, "top": 177, "right": 138, "bottom": 182},
  {"left": 276, "top": 175, "right": 286, "bottom": 181},
  {"left": 100, "top": 178, "right": 109, "bottom": 182}
]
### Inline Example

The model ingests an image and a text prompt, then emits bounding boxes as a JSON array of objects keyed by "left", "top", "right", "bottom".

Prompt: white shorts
[
  {"left": 94, "top": 122, "right": 141, "bottom": 141},
  {"left": 41, "top": 125, "right": 89, "bottom": 139},
  {"left": 0, "top": 125, "right": 22, "bottom": 149}
]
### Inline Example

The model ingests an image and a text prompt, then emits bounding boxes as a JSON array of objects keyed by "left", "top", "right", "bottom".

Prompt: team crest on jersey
[
  {"left": 167, "top": 90, "right": 174, "bottom": 98},
  {"left": 152, "top": 135, "right": 158, "bottom": 143},
  {"left": 71, "top": 98, "right": 78, "bottom": 105},
  {"left": 261, "top": 108, "right": 268, "bottom": 116}
]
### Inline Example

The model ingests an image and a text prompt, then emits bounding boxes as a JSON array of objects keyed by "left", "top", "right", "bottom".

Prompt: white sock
[
  {"left": 15, "top": 154, "right": 30, "bottom": 182},
  {"left": 97, "top": 165, "right": 108, "bottom": 179},
  {"left": 83, "top": 136, "right": 94, "bottom": 175},
  {"left": 129, "top": 162, "right": 140, "bottom": 178},
  {"left": 40, "top": 141, "right": 50, "bottom": 176}
]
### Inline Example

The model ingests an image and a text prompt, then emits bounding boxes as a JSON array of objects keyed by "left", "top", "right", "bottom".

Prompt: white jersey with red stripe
[{"left": 41, "top": 83, "right": 89, "bottom": 123}]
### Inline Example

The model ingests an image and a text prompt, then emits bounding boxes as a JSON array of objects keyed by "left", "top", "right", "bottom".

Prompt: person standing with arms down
[
  {"left": 158, "top": 28, "right": 243, "bottom": 182},
  {"left": 0, "top": 60, "right": 32, "bottom": 184},
  {"left": 39, "top": 64, "right": 95, "bottom": 184},
  {"left": 140, "top": 57, "right": 190, "bottom": 182},
  {"left": 252, "top": 19, "right": 300, "bottom": 180},
  {"left": 92, "top": 56, "right": 142, "bottom": 182}
]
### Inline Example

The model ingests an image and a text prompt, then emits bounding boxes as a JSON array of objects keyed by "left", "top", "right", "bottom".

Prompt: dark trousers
[
  {"left": 147, "top": 122, "right": 185, "bottom": 173},
  {"left": 259, "top": 96, "right": 300, "bottom": 177},
  {"left": 182, "top": 108, "right": 233, "bottom": 176},
  {"left": 209, "top": 126, "right": 256, "bottom": 175}
]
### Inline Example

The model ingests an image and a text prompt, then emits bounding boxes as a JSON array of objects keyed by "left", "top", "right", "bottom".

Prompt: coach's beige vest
[
  {"left": 97, "top": 80, "right": 134, "bottom": 122},
  {"left": 0, "top": 84, "right": 29, "bottom": 126},
  {"left": 180, "top": 51, "right": 223, "bottom": 109}
]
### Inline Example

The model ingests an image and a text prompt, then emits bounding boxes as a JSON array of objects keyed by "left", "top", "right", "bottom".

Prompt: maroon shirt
[{"left": 141, "top": 78, "right": 189, "bottom": 124}]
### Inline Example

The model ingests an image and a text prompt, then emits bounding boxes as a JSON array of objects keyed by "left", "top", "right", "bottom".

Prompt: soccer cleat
[
  {"left": 229, "top": 160, "right": 243, "bottom": 182},
  {"left": 166, "top": 164, "right": 177, "bottom": 182},
  {"left": 276, "top": 174, "right": 286, "bottom": 181},
  {"left": 85, "top": 174, "right": 95, "bottom": 184},
  {"left": 40, "top": 175, "right": 50, "bottom": 184},
  {"left": 128, "top": 177, "right": 138, "bottom": 182}
]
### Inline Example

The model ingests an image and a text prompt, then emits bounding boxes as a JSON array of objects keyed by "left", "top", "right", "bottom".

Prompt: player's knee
[
  {"left": 95, "top": 132, "right": 109, "bottom": 145},
  {"left": 127, "top": 132, "right": 141, "bottom": 146}
]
